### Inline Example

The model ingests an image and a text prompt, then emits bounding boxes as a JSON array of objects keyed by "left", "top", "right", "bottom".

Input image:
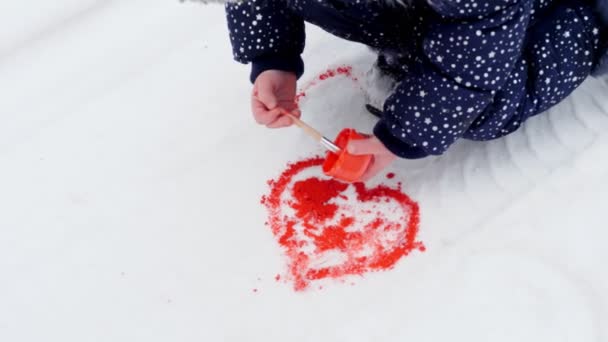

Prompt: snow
[{"left": 1, "top": 1, "right": 607, "bottom": 341}]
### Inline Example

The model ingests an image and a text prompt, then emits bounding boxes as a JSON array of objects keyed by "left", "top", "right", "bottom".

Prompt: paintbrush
[{"left": 279, "top": 109, "right": 341, "bottom": 153}]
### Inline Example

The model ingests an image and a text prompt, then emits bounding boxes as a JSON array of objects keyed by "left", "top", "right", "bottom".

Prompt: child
[{"left": 221, "top": 0, "right": 607, "bottom": 181}]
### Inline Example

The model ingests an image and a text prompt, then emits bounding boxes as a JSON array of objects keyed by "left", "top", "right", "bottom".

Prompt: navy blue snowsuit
[{"left": 225, "top": 0, "right": 606, "bottom": 158}]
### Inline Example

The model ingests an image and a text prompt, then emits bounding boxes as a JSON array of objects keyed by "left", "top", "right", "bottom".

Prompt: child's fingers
[
  {"left": 267, "top": 115, "right": 293, "bottom": 128},
  {"left": 252, "top": 99, "right": 280, "bottom": 125},
  {"left": 359, "top": 158, "right": 383, "bottom": 182},
  {"left": 360, "top": 155, "right": 393, "bottom": 182},
  {"left": 289, "top": 108, "right": 302, "bottom": 119},
  {"left": 266, "top": 107, "right": 300, "bottom": 128},
  {"left": 253, "top": 110, "right": 280, "bottom": 125},
  {"left": 251, "top": 94, "right": 266, "bottom": 113},
  {"left": 346, "top": 137, "right": 386, "bottom": 155},
  {"left": 256, "top": 84, "right": 279, "bottom": 110}
]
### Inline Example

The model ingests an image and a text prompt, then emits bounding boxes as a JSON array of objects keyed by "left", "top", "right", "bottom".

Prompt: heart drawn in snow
[{"left": 261, "top": 157, "right": 424, "bottom": 291}]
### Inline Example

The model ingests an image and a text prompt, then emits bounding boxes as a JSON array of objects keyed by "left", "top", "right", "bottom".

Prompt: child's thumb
[
  {"left": 347, "top": 138, "right": 383, "bottom": 155},
  {"left": 256, "top": 86, "right": 278, "bottom": 109}
]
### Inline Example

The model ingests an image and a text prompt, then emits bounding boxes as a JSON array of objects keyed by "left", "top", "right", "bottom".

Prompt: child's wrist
[
  {"left": 373, "top": 120, "right": 429, "bottom": 159},
  {"left": 250, "top": 54, "right": 304, "bottom": 83}
]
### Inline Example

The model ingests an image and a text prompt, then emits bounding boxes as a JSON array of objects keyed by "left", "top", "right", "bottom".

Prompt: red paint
[
  {"left": 275, "top": 274, "right": 281, "bottom": 281},
  {"left": 262, "top": 157, "right": 423, "bottom": 291},
  {"left": 295, "top": 66, "right": 359, "bottom": 104},
  {"left": 386, "top": 173, "right": 396, "bottom": 179},
  {"left": 261, "top": 157, "right": 326, "bottom": 238},
  {"left": 291, "top": 178, "right": 348, "bottom": 222}
]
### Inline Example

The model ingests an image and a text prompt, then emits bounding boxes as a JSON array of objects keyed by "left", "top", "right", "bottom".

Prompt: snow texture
[{"left": 0, "top": 1, "right": 607, "bottom": 341}]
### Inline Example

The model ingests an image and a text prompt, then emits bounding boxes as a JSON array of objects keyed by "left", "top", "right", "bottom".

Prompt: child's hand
[
  {"left": 251, "top": 70, "right": 300, "bottom": 128},
  {"left": 347, "top": 136, "right": 397, "bottom": 182}
]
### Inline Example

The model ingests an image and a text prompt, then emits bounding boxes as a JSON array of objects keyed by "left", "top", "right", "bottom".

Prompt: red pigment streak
[
  {"left": 262, "top": 157, "right": 424, "bottom": 291},
  {"left": 295, "top": 66, "right": 359, "bottom": 104},
  {"left": 386, "top": 173, "right": 396, "bottom": 179}
]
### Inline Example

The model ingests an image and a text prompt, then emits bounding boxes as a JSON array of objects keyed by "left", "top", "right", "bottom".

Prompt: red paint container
[{"left": 323, "top": 129, "right": 373, "bottom": 182}]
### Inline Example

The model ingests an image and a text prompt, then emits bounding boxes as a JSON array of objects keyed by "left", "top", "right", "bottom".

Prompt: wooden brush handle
[{"left": 279, "top": 109, "right": 324, "bottom": 143}]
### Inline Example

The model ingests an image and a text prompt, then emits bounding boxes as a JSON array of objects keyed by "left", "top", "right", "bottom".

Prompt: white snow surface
[{"left": 1, "top": 1, "right": 607, "bottom": 341}]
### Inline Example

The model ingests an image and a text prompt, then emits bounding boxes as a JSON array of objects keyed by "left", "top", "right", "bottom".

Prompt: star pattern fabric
[{"left": 226, "top": 0, "right": 605, "bottom": 158}]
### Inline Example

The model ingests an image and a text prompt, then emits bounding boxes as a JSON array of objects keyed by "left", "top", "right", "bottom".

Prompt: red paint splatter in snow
[
  {"left": 261, "top": 157, "right": 423, "bottom": 291},
  {"left": 290, "top": 178, "right": 348, "bottom": 222},
  {"left": 295, "top": 66, "right": 359, "bottom": 104},
  {"left": 386, "top": 173, "right": 396, "bottom": 179}
]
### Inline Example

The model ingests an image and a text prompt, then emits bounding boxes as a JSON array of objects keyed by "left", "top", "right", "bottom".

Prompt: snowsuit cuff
[
  {"left": 374, "top": 120, "right": 429, "bottom": 159},
  {"left": 250, "top": 54, "right": 304, "bottom": 83}
]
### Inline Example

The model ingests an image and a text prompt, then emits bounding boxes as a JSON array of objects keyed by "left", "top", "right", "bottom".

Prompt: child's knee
[
  {"left": 526, "top": 2, "right": 601, "bottom": 67},
  {"left": 523, "top": 2, "right": 602, "bottom": 111}
]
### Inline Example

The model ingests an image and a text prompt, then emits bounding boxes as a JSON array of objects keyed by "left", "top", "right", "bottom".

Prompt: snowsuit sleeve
[
  {"left": 375, "top": 0, "right": 533, "bottom": 158},
  {"left": 225, "top": 0, "right": 305, "bottom": 83}
]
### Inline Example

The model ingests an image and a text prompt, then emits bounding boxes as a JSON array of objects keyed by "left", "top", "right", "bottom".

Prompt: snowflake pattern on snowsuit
[{"left": 225, "top": 0, "right": 606, "bottom": 158}]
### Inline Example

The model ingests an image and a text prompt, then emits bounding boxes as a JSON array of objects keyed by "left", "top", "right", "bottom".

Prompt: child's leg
[
  {"left": 522, "top": 1, "right": 602, "bottom": 116},
  {"left": 296, "top": 2, "right": 413, "bottom": 52},
  {"left": 466, "top": 1, "right": 602, "bottom": 139}
]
